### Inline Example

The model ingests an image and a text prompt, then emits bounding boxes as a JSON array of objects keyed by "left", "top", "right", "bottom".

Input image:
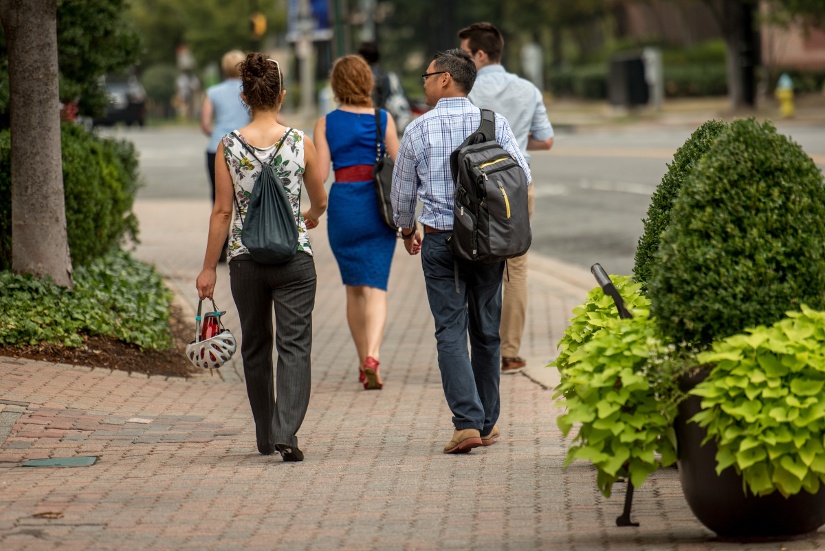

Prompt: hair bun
[{"left": 243, "top": 53, "right": 268, "bottom": 78}]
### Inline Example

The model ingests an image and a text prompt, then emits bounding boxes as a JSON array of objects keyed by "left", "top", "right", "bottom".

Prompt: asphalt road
[
  {"left": 106, "top": 122, "right": 825, "bottom": 278},
  {"left": 531, "top": 124, "right": 825, "bottom": 275}
]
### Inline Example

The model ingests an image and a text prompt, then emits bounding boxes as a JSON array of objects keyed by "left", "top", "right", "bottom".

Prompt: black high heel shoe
[{"left": 275, "top": 444, "right": 304, "bottom": 462}]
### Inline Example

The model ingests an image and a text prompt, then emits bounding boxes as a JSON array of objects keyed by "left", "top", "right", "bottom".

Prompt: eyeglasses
[{"left": 421, "top": 71, "right": 448, "bottom": 83}]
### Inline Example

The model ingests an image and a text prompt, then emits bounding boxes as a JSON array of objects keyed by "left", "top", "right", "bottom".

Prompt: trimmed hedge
[
  {"left": 663, "top": 64, "right": 727, "bottom": 97},
  {"left": 648, "top": 118, "right": 825, "bottom": 348},
  {"left": 549, "top": 65, "right": 609, "bottom": 99},
  {"left": 0, "top": 122, "right": 141, "bottom": 270},
  {"left": 633, "top": 120, "right": 729, "bottom": 288},
  {"left": 549, "top": 63, "right": 727, "bottom": 100}
]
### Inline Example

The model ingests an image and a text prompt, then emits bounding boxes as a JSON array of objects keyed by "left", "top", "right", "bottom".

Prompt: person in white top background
[{"left": 458, "top": 22, "right": 555, "bottom": 375}]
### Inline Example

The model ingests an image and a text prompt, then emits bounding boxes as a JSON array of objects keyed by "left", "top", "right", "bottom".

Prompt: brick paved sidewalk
[{"left": 2, "top": 198, "right": 825, "bottom": 550}]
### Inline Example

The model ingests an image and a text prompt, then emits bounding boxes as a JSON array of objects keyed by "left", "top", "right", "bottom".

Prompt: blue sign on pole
[{"left": 287, "top": 0, "right": 333, "bottom": 42}]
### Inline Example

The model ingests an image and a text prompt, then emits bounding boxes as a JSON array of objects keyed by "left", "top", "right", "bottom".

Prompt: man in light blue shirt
[
  {"left": 459, "top": 22, "right": 554, "bottom": 375},
  {"left": 391, "top": 49, "right": 530, "bottom": 455}
]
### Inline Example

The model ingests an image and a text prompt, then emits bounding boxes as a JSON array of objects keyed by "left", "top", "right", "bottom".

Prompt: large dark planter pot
[{"left": 676, "top": 371, "right": 825, "bottom": 540}]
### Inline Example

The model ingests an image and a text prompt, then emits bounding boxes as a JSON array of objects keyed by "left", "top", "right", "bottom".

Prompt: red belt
[{"left": 335, "top": 165, "right": 373, "bottom": 182}]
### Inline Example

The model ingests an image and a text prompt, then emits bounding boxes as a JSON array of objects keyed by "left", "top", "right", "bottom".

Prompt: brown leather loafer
[
  {"left": 501, "top": 357, "right": 526, "bottom": 374},
  {"left": 481, "top": 425, "right": 499, "bottom": 446},
  {"left": 443, "top": 428, "right": 482, "bottom": 454}
]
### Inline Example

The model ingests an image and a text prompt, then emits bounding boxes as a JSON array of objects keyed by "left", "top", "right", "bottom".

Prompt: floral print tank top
[{"left": 221, "top": 129, "right": 312, "bottom": 260}]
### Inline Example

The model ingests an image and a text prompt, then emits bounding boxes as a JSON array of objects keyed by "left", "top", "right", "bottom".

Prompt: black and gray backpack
[{"left": 449, "top": 109, "right": 531, "bottom": 264}]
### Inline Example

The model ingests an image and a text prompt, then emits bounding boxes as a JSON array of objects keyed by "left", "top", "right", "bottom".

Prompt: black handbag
[
  {"left": 372, "top": 109, "right": 397, "bottom": 230},
  {"left": 232, "top": 129, "right": 299, "bottom": 265}
]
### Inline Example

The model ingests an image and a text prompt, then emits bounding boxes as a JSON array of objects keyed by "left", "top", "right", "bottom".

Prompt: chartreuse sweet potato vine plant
[
  {"left": 551, "top": 275, "right": 650, "bottom": 375},
  {"left": 691, "top": 306, "right": 825, "bottom": 498},
  {"left": 553, "top": 315, "right": 687, "bottom": 497}
]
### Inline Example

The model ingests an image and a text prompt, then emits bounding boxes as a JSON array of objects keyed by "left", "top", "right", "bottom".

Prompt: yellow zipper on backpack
[
  {"left": 479, "top": 157, "right": 508, "bottom": 169},
  {"left": 497, "top": 182, "right": 510, "bottom": 218}
]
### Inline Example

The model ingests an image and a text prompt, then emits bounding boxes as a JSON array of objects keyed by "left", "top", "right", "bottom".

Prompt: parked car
[{"left": 93, "top": 75, "right": 146, "bottom": 127}]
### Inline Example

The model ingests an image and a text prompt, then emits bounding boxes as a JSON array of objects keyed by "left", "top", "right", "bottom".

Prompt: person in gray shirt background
[{"left": 458, "top": 22, "right": 555, "bottom": 375}]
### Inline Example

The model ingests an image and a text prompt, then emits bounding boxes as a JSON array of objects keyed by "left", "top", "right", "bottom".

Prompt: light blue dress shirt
[
  {"left": 391, "top": 97, "right": 530, "bottom": 231},
  {"left": 468, "top": 65, "right": 554, "bottom": 163}
]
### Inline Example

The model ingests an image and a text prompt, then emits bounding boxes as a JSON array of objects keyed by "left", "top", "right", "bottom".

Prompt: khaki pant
[{"left": 500, "top": 184, "right": 534, "bottom": 359}]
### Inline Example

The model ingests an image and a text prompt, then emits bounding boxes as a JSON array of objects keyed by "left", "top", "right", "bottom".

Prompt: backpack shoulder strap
[
  {"left": 230, "top": 128, "right": 294, "bottom": 224},
  {"left": 231, "top": 131, "right": 262, "bottom": 165},
  {"left": 267, "top": 128, "right": 293, "bottom": 166},
  {"left": 478, "top": 109, "right": 496, "bottom": 142},
  {"left": 449, "top": 109, "right": 496, "bottom": 181},
  {"left": 232, "top": 128, "right": 293, "bottom": 167}
]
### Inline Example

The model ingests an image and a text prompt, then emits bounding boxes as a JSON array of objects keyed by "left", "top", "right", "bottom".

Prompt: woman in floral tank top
[{"left": 196, "top": 52, "right": 327, "bottom": 462}]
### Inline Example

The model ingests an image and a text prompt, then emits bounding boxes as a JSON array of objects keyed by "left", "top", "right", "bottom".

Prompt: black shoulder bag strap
[
  {"left": 374, "top": 108, "right": 385, "bottom": 163},
  {"left": 449, "top": 108, "right": 496, "bottom": 182},
  {"left": 478, "top": 108, "right": 496, "bottom": 142},
  {"left": 231, "top": 128, "right": 293, "bottom": 220}
]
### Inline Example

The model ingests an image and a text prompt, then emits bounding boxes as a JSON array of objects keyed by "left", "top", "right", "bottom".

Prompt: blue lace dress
[{"left": 325, "top": 109, "right": 397, "bottom": 290}]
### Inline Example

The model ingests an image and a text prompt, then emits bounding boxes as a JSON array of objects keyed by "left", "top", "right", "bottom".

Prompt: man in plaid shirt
[{"left": 391, "top": 48, "right": 530, "bottom": 454}]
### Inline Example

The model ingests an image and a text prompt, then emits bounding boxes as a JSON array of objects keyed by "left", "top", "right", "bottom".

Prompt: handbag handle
[{"left": 374, "top": 108, "right": 385, "bottom": 163}]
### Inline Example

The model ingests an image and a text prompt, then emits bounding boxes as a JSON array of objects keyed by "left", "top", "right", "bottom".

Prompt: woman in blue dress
[{"left": 313, "top": 55, "right": 399, "bottom": 390}]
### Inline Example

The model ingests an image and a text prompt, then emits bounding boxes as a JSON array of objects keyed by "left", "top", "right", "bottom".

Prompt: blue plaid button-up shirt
[{"left": 391, "top": 96, "right": 530, "bottom": 231}]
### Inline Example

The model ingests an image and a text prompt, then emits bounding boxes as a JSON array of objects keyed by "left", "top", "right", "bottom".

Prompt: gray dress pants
[{"left": 229, "top": 252, "right": 316, "bottom": 454}]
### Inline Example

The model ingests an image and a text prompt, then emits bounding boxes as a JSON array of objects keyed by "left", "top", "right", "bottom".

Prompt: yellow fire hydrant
[{"left": 775, "top": 73, "right": 795, "bottom": 118}]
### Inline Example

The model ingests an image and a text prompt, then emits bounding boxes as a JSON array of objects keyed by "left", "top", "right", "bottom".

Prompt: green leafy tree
[
  {"left": 695, "top": 0, "right": 825, "bottom": 109},
  {"left": 130, "top": 0, "right": 286, "bottom": 71},
  {"left": 56, "top": 0, "right": 142, "bottom": 116},
  {"left": 770, "top": 0, "right": 825, "bottom": 27},
  {"left": 0, "top": 0, "right": 141, "bottom": 121}
]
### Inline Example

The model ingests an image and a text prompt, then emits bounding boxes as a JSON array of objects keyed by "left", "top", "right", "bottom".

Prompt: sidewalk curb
[{"left": 521, "top": 253, "right": 593, "bottom": 392}]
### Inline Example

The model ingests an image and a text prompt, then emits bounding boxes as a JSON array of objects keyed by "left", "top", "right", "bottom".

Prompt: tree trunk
[
  {"left": 724, "top": 31, "right": 744, "bottom": 109},
  {"left": 716, "top": 0, "right": 757, "bottom": 111},
  {"left": 551, "top": 25, "right": 563, "bottom": 69},
  {"left": 0, "top": 0, "right": 73, "bottom": 288}
]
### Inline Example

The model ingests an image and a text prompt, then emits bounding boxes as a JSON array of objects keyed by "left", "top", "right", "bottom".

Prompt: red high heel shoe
[
  {"left": 359, "top": 363, "right": 366, "bottom": 384},
  {"left": 362, "top": 356, "right": 383, "bottom": 390}
]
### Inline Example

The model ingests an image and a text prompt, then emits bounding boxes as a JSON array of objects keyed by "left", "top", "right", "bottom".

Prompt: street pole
[
  {"left": 740, "top": 0, "right": 757, "bottom": 107},
  {"left": 333, "top": 0, "right": 344, "bottom": 58},
  {"left": 359, "top": 0, "right": 375, "bottom": 42},
  {"left": 297, "top": 0, "right": 316, "bottom": 118}
]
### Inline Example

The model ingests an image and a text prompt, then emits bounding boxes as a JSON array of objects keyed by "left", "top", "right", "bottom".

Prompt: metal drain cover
[{"left": 22, "top": 456, "right": 98, "bottom": 467}]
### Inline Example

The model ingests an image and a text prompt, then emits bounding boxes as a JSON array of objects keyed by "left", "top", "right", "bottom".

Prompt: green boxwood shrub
[
  {"left": 648, "top": 118, "right": 825, "bottom": 348},
  {"left": 633, "top": 120, "right": 729, "bottom": 288},
  {"left": 0, "top": 122, "right": 141, "bottom": 270}
]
